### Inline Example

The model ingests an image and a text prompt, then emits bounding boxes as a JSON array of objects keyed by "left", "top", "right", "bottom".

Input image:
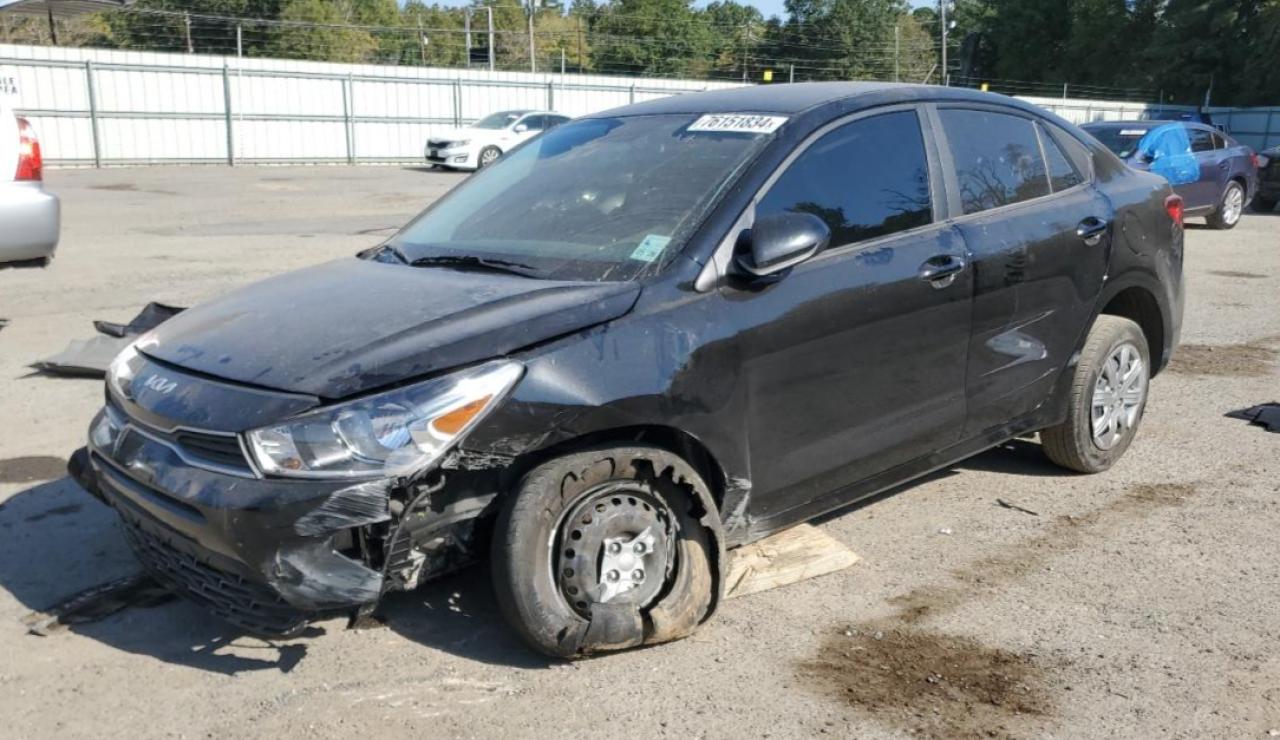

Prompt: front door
[{"left": 730, "top": 108, "right": 973, "bottom": 522}]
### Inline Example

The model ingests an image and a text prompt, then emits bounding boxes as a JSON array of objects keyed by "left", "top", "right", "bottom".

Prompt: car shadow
[
  {"left": 0, "top": 475, "right": 550, "bottom": 675},
  {"left": 1, "top": 441, "right": 1064, "bottom": 673}
]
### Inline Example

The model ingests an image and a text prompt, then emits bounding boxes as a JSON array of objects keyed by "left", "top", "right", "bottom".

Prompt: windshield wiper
[{"left": 408, "top": 254, "right": 539, "bottom": 277}]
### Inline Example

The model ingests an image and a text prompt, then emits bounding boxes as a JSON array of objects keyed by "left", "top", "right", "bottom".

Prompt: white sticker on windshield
[
  {"left": 1120, "top": 129, "right": 1149, "bottom": 136},
  {"left": 687, "top": 114, "right": 787, "bottom": 135},
  {"left": 630, "top": 234, "right": 671, "bottom": 263}
]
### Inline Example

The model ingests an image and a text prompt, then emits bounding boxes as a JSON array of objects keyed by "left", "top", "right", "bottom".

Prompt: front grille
[
  {"left": 427, "top": 139, "right": 454, "bottom": 149},
  {"left": 173, "top": 431, "right": 249, "bottom": 470},
  {"left": 115, "top": 502, "right": 307, "bottom": 636}
]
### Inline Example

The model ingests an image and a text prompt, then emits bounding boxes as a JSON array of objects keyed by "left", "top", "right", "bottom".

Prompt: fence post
[
  {"left": 1265, "top": 109, "right": 1274, "bottom": 150},
  {"left": 84, "top": 60, "right": 101, "bottom": 168},
  {"left": 458, "top": 79, "right": 465, "bottom": 126},
  {"left": 342, "top": 74, "right": 354, "bottom": 165},
  {"left": 547, "top": 80, "right": 554, "bottom": 111},
  {"left": 629, "top": 83, "right": 635, "bottom": 104},
  {"left": 222, "top": 64, "right": 235, "bottom": 166}
]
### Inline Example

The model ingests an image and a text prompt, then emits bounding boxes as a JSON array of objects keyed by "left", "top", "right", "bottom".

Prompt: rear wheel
[
  {"left": 1042, "top": 316, "right": 1150, "bottom": 473},
  {"left": 491, "top": 446, "right": 715, "bottom": 658},
  {"left": 1207, "top": 181, "right": 1245, "bottom": 229}
]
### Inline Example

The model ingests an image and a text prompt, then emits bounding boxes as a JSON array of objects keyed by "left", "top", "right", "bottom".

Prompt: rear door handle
[
  {"left": 1076, "top": 217, "right": 1109, "bottom": 246},
  {"left": 918, "top": 254, "right": 966, "bottom": 288}
]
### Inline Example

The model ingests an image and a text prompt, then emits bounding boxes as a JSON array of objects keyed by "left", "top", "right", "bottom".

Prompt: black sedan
[{"left": 73, "top": 82, "right": 1184, "bottom": 657}]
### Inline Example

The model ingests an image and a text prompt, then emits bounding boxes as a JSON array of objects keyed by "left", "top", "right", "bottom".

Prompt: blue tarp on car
[{"left": 1136, "top": 123, "right": 1199, "bottom": 186}]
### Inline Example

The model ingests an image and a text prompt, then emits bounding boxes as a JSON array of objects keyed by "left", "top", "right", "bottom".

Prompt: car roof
[
  {"left": 587, "top": 82, "right": 1048, "bottom": 118},
  {"left": 1084, "top": 120, "right": 1215, "bottom": 132}
]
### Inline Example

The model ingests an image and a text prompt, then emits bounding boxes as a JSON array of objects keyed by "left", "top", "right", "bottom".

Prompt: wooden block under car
[{"left": 724, "top": 523, "right": 861, "bottom": 599}]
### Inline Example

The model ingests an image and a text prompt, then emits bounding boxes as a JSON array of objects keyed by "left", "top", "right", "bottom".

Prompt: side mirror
[
  {"left": 513, "top": 123, "right": 529, "bottom": 133},
  {"left": 735, "top": 212, "right": 830, "bottom": 277}
]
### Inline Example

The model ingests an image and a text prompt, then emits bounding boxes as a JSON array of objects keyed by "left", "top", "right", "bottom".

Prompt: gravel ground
[{"left": 1, "top": 166, "right": 1278, "bottom": 740}]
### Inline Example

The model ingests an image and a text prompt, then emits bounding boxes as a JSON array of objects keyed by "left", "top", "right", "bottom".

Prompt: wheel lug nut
[
  {"left": 632, "top": 569, "right": 644, "bottom": 581},
  {"left": 607, "top": 570, "right": 620, "bottom": 582},
  {"left": 633, "top": 542, "right": 645, "bottom": 554},
  {"left": 608, "top": 542, "right": 622, "bottom": 554}
]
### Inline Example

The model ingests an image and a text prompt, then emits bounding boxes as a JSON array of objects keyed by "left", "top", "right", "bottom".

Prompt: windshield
[
  {"left": 1085, "top": 125, "right": 1150, "bottom": 159},
  {"left": 473, "top": 111, "right": 527, "bottom": 130},
  {"left": 388, "top": 114, "right": 772, "bottom": 281}
]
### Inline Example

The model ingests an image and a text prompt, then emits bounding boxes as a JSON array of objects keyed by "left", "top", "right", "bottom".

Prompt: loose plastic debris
[
  {"left": 1226, "top": 403, "right": 1280, "bottom": 433},
  {"left": 32, "top": 302, "right": 184, "bottom": 377}
]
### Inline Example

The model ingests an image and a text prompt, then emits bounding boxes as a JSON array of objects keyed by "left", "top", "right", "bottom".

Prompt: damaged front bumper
[{"left": 74, "top": 405, "right": 431, "bottom": 636}]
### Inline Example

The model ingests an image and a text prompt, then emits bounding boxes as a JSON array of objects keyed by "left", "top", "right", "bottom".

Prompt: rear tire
[
  {"left": 1041, "top": 316, "right": 1150, "bottom": 473},
  {"left": 491, "top": 446, "right": 715, "bottom": 658},
  {"left": 1207, "top": 181, "right": 1245, "bottom": 229}
]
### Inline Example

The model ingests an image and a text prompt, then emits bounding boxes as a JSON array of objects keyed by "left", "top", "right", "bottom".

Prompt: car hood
[{"left": 143, "top": 257, "right": 640, "bottom": 399}]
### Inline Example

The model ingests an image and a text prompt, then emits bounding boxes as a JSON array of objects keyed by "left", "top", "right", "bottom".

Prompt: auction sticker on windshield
[{"left": 687, "top": 114, "right": 787, "bottom": 135}]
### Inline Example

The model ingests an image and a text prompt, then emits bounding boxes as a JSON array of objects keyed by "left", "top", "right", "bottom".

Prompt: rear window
[
  {"left": 939, "top": 109, "right": 1049, "bottom": 215},
  {"left": 1189, "top": 128, "right": 1214, "bottom": 153},
  {"left": 1085, "top": 126, "right": 1149, "bottom": 159}
]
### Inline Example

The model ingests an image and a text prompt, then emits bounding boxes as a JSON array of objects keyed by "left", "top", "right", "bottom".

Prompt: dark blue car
[{"left": 1083, "top": 121, "right": 1258, "bottom": 229}]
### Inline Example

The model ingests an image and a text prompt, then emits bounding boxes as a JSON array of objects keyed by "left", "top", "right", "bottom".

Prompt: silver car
[{"left": 1, "top": 83, "right": 59, "bottom": 266}]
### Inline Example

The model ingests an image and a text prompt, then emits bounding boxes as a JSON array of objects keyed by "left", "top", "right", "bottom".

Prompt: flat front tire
[
  {"left": 491, "top": 446, "right": 715, "bottom": 658},
  {"left": 1041, "top": 316, "right": 1151, "bottom": 473}
]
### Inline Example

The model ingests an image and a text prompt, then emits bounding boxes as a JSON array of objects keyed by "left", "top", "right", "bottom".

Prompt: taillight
[
  {"left": 15, "top": 117, "right": 43, "bottom": 182},
  {"left": 1165, "top": 194, "right": 1184, "bottom": 227},
  {"left": 1252, "top": 153, "right": 1262, "bottom": 170}
]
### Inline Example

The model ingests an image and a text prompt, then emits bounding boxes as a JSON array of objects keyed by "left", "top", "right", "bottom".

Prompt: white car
[
  {"left": 425, "top": 110, "right": 571, "bottom": 171},
  {"left": 1, "top": 74, "right": 59, "bottom": 266}
]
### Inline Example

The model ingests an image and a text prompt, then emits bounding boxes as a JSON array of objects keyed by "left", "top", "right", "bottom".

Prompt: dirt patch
[
  {"left": 1208, "top": 270, "right": 1269, "bottom": 279},
  {"left": 800, "top": 628, "right": 1052, "bottom": 739},
  {"left": 1169, "top": 339, "right": 1278, "bottom": 377},
  {"left": 24, "top": 503, "right": 82, "bottom": 522},
  {"left": 799, "top": 482, "right": 1197, "bottom": 736},
  {"left": 0, "top": 456, "right": 67, "bottom": 483},
  {"left": 90, "top": 183, "right": 137, "bottom": 191}
]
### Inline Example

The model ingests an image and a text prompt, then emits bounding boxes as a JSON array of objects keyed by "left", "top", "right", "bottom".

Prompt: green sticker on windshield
[{"left": 630, "top": 234, "right": 671, "bottom": 263}]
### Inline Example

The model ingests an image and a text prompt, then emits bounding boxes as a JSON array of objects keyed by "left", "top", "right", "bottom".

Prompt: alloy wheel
[{"left": 1090, "top": 341, "right": 1147, "bottom": 450}]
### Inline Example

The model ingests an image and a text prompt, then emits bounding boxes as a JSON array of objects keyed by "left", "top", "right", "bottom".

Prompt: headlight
[
  {"left": 246, "top": 360, "right": 523, "bottom": 479},
  {"left": 452, "top": 139, "right": 470, "bottom": 147},
  {"left": 106, "top": 334, "right": 154, "bottom": 401}
]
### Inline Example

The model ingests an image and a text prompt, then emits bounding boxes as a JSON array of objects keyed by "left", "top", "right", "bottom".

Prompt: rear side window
[
  {"left": 756, "top": 110, "right": 932, "bottom": 247},
  {"left": 1189, "top": 128, "right": 1214, "bottom": 153},
  {"left": 1212, "top": 132, "right": 1227, "bottom": 149},
  {"left": 939, "top": 109, "right": 1049, "bottom": 214},
  {"left": 1038, "top": 124, "right": 1084, "bottom": 191}
]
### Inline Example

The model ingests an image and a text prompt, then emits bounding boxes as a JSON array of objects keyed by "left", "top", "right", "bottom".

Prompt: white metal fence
[
  {"left": 2, "top": 43, "right": 1276, "bottom": 166},
  {"left": 0, "top": 43, "right": 740, "bottom": 166}
]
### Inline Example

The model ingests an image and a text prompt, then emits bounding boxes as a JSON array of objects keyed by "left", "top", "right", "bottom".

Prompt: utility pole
[
  {"left": 894, "top": 24, "right": 900, "bottom": 82},
  {"left": 789, "top": 64, "right": 794, "bottom": 83},
  {"left": 236, "top": 24, "right": 242, "bottom": 58},
  {"left": 528, "top": 0, "right": 537, "bottom": 73},
  {"left": 465, "top": 10, "right": 472, "bottom": 68},
  {"left": 939, "top": 1, "right": 947, "bottom": 86},
  {"left": 577, "top": 16, "right": 583, "bottom": 73},
  {"left": 46, "top": 5, "right": 58, "bottom": 45},
  {"left": 184, "top": 12, "right": 194, "bottom": 53},
  {"left": 483, "top": 6, "right": 494, "bottom": 72}
]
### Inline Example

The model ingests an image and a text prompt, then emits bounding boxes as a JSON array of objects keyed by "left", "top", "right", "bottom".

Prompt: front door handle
[
  {"left": 1076, "top": 217, "right": 1109, "bottom": 246},
  {"left": 918, "top": 254, "right": 966, "bottom": 288}
]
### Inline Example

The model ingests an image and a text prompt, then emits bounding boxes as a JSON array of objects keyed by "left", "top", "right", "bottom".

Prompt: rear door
[
  {"left": 736, "top": 106, "right": 972, "bottom": 521},
  {"left": 1186, "top": 125, "right": 1223, "bottom": 208},
  {"left": 932, "top": 106, "right": 1112, "bottom": 437}
]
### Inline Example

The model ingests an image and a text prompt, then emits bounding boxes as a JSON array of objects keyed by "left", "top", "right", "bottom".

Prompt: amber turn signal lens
[{"left": 430, "top": 395, "right": 492, "bottom": 435}]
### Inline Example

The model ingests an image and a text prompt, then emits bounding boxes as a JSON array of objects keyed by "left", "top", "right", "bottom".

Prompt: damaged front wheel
[{"left": 491, "top": 446, "right": 716, "bottom": 658}]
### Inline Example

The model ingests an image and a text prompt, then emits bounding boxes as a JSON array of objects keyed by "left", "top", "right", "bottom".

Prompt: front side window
[
  {"left": 389, "top": 114, "right": 772, "bottom": 281},
  {"left": 756, "top": 110, "right": 933, "bottom": 248},
  {"left": 520, "top": 115, "right": 546, "bottom": 131},
  {"left": 940, "top": 109, "right": 1049, "bottom": 214}
]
